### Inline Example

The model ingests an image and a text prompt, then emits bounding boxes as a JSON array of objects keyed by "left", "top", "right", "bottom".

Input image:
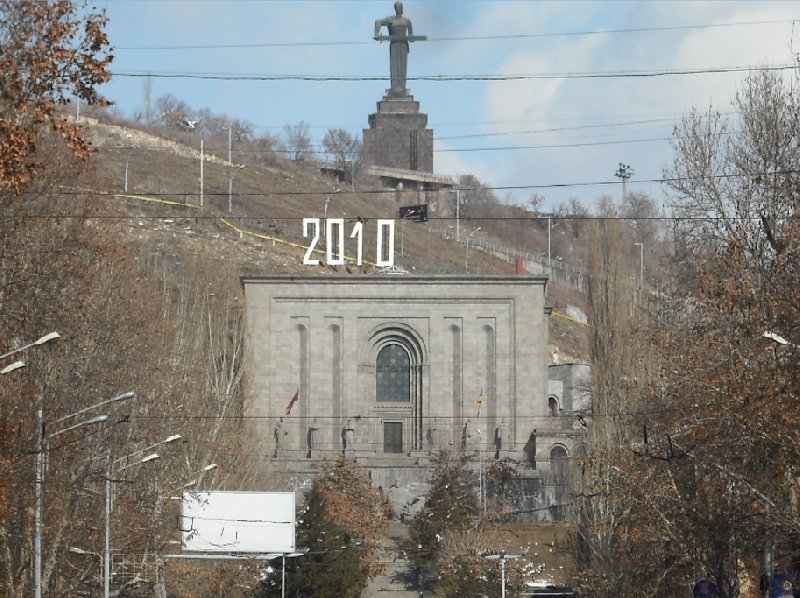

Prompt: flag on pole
[
  {"left": 476, "top": 388, "right": 485, "bottom": 417},
  {"left": 285, "top": 388, "right": 300, "bottom": 415}
]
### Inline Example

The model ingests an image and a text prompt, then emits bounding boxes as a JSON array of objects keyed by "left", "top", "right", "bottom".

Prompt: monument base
[{"left": 363, "top": 92, "right": 433, "bottom": 173}]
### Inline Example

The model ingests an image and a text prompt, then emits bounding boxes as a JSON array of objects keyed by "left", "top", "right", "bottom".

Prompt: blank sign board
[{"left": 182, "top": 491, "right": 295, "bottom": 553}]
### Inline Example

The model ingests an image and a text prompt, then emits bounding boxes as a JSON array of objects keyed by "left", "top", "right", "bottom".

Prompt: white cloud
[{"left": 461, "top": 1, "right": 800, "bottom": 209}]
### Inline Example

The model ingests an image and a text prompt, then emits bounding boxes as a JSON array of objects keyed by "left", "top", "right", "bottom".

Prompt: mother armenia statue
[{"left": 374, "top": 2, "right": 426, "bottom": 97}]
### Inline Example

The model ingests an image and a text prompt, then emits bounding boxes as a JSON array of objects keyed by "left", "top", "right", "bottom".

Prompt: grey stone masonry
[
  {"left": 363, "top": 94, "right": 433, "bottom": 173},
  {"left": 241, "top": 275, "right": 550, "bottom": 466}
]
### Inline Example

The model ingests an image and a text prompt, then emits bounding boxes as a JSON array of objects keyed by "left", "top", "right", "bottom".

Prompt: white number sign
[{"left": 303, "top": 218, "right": 395, "bottom": 267}]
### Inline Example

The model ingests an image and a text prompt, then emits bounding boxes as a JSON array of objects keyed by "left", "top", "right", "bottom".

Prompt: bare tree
[
  {"left": 665, "top": 70, "right": 800, "bottom": 269},
  {"left": 283, "top": 121, "right": 313, "bottom": 161},
  {"left": 322, "top": 127, "right": 362, "bottom": 176},
  {"left": 573, "top": 66, "right": 800, "bottom": 597}
]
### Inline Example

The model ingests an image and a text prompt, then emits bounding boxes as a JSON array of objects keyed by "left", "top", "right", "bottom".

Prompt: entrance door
[{"left": 383, "top": 421, "right": 403, "bottom": 454}]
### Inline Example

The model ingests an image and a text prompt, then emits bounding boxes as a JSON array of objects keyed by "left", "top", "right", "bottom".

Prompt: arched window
[
  {"left": 376, "top": 344, "right": 411, "bottom": 402},
  {"left": 549, "top": 445, "right": 569, "bottom": 522},
  {"left": 550, "top": 445, "right": 568, "bottom": 475},
  {"left": 548, "top": 396, "right": 560, "bottom": 417}
]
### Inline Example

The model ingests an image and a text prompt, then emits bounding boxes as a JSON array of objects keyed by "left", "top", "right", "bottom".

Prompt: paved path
[{"left": 362, "top": 520, "right": 425, "bottom": 597}]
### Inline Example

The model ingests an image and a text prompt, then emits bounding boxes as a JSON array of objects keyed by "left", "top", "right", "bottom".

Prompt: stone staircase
[{"left": 362, "top": 519, "right": 425, "bottom": 597}]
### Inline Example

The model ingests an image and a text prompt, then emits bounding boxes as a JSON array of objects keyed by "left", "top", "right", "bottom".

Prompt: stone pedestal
[{"left": 363, "top": 93, "right": 433, "bottom": 173}]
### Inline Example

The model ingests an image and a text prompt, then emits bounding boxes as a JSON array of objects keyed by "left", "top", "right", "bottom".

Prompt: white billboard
[{"left": 182, "top": 491, "right": 295, "bottom": 553}]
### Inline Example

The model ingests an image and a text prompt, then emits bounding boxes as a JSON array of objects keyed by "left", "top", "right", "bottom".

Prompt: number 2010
[{"left": 303, "top": 218, "right": 395, "bottom": 267}]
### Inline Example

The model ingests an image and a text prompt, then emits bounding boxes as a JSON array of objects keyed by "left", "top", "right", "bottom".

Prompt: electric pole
[{"left": 614, "top": 163, "right": 634, "bottom": 204}]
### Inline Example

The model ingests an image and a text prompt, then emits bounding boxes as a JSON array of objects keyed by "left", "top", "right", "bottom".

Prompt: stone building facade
[{"left": 241, "top": 274, "right": 586, "bottom": 521}]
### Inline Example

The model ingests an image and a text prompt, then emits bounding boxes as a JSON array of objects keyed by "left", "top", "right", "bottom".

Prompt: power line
[
  {"left": 111, "top": 63, "right": 796, "bottom": 82},
  {"left": 115, "top": 18, "right": 800, "bottom": 51},
  {"left": 251, "top": 109, "right": 736, "bottom": 132},
  {"left": 23, "top": 167, "right": 791, "bottom": 197},
  {"left": 95, "top": 133, "right": 677, "bottom": 154},
  {"left": 435, "top": 117, "right": 680, "bottom": 141}
]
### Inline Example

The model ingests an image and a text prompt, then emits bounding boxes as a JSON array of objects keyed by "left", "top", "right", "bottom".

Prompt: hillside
[{"left": 80, "top": 115, "right": 590, "bottom": 363}]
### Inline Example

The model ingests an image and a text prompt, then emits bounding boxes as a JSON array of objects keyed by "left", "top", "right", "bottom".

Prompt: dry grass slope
[{"left": 80, "top": 115, "right": 589, "bottom": 362}]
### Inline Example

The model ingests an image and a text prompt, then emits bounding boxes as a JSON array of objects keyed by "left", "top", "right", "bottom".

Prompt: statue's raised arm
[{"left": 373, "top": 2, "right": 426, "bottom": 97}]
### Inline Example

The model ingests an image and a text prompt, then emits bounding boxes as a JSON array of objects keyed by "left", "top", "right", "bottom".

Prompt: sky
[{"left": 97, "top": 0, "right": 800, "bottom": 211}]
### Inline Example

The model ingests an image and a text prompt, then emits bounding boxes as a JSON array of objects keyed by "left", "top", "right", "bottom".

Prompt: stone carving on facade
[
  {"left": 273, "top": 416, "right": 287, "bottom": 458},
  {"left": 342, "top": 418, "right": 356, "bottom": 455}
]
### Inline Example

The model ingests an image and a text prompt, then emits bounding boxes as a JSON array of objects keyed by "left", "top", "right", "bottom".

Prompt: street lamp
[
  {"left": 324, "top": 186, "right": 342, "bottom": 220},
  {"left": 35, "top": 403, "right": 117, "bottom": 598},
  {"left": 153, "top": 462, "right": 218, "bottom": 598},
  {"left": 105, "top": 434, "right": 182, "bottom": 598},
  {"left": 1, "top": 360, "right": 26, "bottom": 375},
  {"left": 54, "top": 391, "right": 134, "bottom": 424},
  {"left": 70, "top": 546, "right": 104, "bottom": 580},
  {"left": 482, "top": 550, "right": 527, "bottom": 598},
  {"left": 465, "top": 227, "right": 481, "bottom": 273},
  {"left": 0, "top": 331, "right": 60, "bottom": 361}
]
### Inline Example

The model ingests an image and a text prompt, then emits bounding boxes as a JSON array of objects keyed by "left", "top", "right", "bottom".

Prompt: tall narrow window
[
  {"left": 331, "top": 324, "right": 342, "bottom": 425},
  {"left": 297, "top": 324, "right": 308, "bottom": 418},
  {"left": 451, "top": 325, "right": 462, "bottom": 429},
  {"left": 376, "top": 344, "right": 410, "bottom": 402}
]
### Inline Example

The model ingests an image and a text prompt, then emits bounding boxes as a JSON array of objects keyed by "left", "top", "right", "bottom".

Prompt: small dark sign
[{"left": 398, "top": 204, "right": 428, "bottom": 223}]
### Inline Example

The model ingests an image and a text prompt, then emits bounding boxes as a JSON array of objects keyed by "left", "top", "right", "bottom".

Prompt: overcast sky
[{"left": 98, "top": 0, "right": 800, "bottom": 211}]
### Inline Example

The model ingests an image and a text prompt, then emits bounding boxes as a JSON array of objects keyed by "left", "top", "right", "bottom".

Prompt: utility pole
[
  {"left": 200, "top": 140, "right": 204, "bottom": 207},
  {"left": 614, "top": 163, "right": 634, "bottom": 204},
  {"left": 227, "top": 127, "right": 233, "bottom": 212},
  {"left": 455, "top": 188, "right": 461, "bottom": 242},
  {"left": 634, "top": 242, "right": 644, "bottom": 284},
  {"left": 449, "top": 186, "right": 462, "bottom": 243}
]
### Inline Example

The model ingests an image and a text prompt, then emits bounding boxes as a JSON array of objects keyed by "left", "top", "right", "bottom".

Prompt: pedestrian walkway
[{"left": 362, "top": 519, "right": 424, "bottom": 597}]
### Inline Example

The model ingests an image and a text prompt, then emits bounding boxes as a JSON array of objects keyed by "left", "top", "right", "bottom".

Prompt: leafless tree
[{"left": 283, "top": 121, "right": 313, "bottom": 161}]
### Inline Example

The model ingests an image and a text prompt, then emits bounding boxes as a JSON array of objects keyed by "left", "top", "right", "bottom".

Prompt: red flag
[{"left": 285, "top": 389, "right": 300, "bottom": 415}]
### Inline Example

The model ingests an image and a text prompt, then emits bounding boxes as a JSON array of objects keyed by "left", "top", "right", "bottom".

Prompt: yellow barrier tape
[
  {"left": 550, "top": 309, "right": 590, "bottom": 327},
  {"left": 105, "top": 191, "right": 379, "bottom": 267}
]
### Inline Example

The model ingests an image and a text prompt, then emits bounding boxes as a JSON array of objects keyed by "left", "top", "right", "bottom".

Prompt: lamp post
[
  {"left": 465, "top": 227, "right": 481, "bottom": 273},
  {"left": 399, "top": 209, "right": 420, "bottom": 257},
  {"left": 449, "top": 187, "right": 462, "bottom": 242},
  {"left": 614, "top": 162, "right": 634, "bottom": 204},
  {"left": 634, "top": 242, "right": 644, "bottom": 285},
  {"left": 323, "top": 186, "right": 342, "bottom": 220},
  {"left": 105, "top": 434, "right": 182, "bottom": 598},
  {"left": 153, "top": 462, "right": 218, "bottom": 598},
  {"left": 35, "top": 404, "right": 118, "bottom": 598},
  {"left": 476, "top": 428, "right": 484, "bottom": 518},
  {"left": 482, "top": 550, "right": 526, "bottom": 598},
  {"left": 2, "top": 330, "right": 61, "bottom": 598}
]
